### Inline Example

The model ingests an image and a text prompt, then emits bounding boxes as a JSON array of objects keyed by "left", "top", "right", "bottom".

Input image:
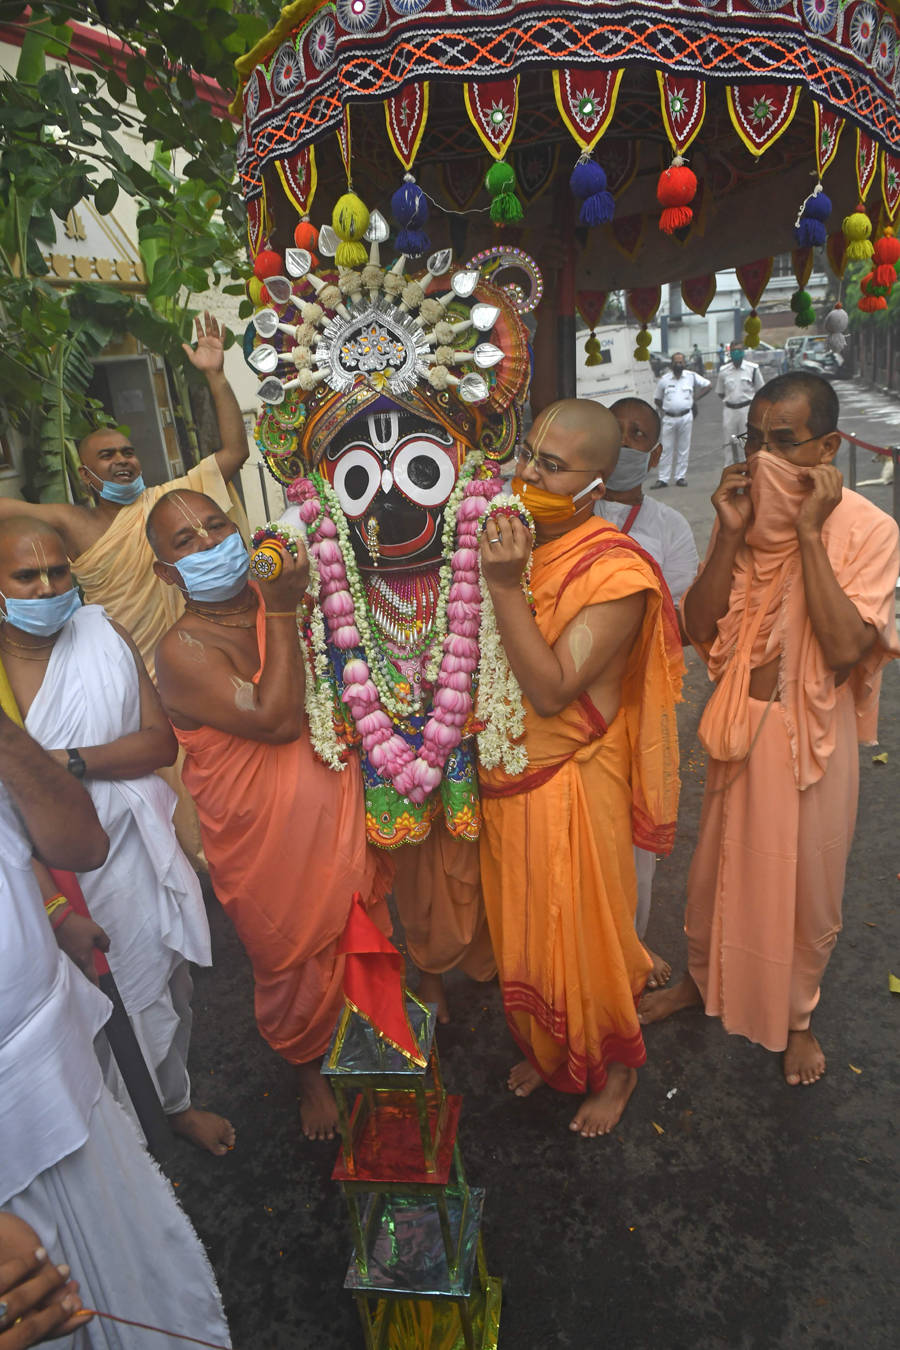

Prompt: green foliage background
[{"left": 0, "top": 0, "right": 280, "bottom": 499}]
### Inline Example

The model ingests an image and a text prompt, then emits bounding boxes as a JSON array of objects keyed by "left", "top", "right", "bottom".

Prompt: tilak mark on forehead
[
  {"left": 531, "top": 404, "right": 563, "bottom": 455},
  {"left": 169, "top": 493, "right": 209, "bottom": 538}
]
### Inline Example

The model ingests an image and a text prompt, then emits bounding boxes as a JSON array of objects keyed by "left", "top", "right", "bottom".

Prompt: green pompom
[
  {"left": 790, "top": 289, "right": 812, "bottom": 313},
  {"left": 795, "top": 307, "right": 816, "bottom": 329},
  {"left": 490, "top": 190, "right": 523, "bottom": 224},
  {"left": 485, "top": 159, "right": 516, "bottom": 195}
]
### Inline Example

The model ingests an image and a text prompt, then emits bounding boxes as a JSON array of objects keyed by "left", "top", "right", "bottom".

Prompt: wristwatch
[{"left": 66, "top": 748, "right": 87, "bottom": 779}]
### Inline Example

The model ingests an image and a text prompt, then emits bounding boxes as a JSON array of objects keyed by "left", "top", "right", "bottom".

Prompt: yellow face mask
[{"left": 511, "top": 475, "right": 603, "bottom": 525}]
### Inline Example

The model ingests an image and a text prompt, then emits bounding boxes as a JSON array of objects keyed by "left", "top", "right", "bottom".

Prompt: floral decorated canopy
[{"left": 232, "top": 0, "right": 900, "bottom": 294}]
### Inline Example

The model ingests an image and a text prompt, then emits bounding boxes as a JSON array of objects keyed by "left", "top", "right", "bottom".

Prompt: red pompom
[
  {"left": 293, "top": 221, "right": 319, "bottom": 267},
  {"left": 657, "top": 160, "right": 697, "bottom": 235},
  {"left": 253, "top": 249, "right": 283, "bottom": 280},
  {"left": 872, "top": 230, "right": 899, "bottom": 290}
]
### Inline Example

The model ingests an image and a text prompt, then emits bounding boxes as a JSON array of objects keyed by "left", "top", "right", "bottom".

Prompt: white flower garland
[
  {"left": 474, "top": 492, "right": 533, "bottom": 775},
  {"left": 300, "top": 547, "right": 346, "bottom": 770}
]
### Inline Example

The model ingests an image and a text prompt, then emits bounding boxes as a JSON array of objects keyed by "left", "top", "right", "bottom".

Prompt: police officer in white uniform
[
  {"left": 716, "top": 344, "right": 764, "bottom": 465},
  {"left": 652, "top": 353, "right": 711, "bottom": 488}
]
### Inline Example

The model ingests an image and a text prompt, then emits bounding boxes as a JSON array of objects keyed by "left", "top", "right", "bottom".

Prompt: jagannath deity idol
[{"left": 246, "top": 201, "right": 539, "bottom": 987}]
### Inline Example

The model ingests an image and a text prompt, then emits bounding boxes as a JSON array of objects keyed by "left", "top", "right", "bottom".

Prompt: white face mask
[{"left": 605, "top": 445, "right": 650, "bottom": 492}]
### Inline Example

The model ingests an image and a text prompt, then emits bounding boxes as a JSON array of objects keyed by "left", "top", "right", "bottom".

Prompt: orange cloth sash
[
  {"left": 173, "top": 602, "right": 389, "bottom": 1064},
  {"left": 478, "top": 519, "right": 684, "bottom": 1094}
]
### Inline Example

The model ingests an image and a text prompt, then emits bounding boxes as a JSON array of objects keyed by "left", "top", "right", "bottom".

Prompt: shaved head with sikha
[
  {"left": 531, "top": 399, "right": 622, "bottom": 478},
  {"left": 146, "top": 491, "right": 233, "bottom": 559}
]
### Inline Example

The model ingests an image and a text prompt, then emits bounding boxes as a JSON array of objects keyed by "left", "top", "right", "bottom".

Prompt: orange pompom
[
  {"left": 253, "top": 249, "right": 283, "bottom": 281},
  {"left": 872, "top": 230, "right": 900, "bottom": 289},
  {"left": 657, "top": 158, "right": 697, "bottom": 235},
  {"left": 293, "top": 220, "right": 319, "bottom": 267}
]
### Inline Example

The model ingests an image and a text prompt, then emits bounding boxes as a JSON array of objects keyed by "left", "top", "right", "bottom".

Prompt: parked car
[
  {"left": 784, "top": 334, "right": 842, "bottom": 379},
  {"left": 750, "top": 341, "right": 787, "bottom": 377}
]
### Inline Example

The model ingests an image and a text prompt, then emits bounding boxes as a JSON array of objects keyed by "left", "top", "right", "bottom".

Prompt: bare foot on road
[
  {"left": 298, "top": 1062, "right": 339, "bottom": 1140},
  {"left": 783, "top": 1029, "right": 826, "bottom": 1086},
  {"left": 507, "top": 1059, "right": 545, "bottom": 1097},
  {"left": 639, "top": 973, "right": 703, "bottom": 1024},
  {"left": 569, "top": 1064, "right": 637, "bottom": 1138},
  {"left": 170, "top": 1106, "right": 235, "bottom": 1156},
  {"left": 645, "top": 948, "right": 672, "bottom": 990},
  {"left": 417, "top": 970, "right": 450, "bottom": 1024}
]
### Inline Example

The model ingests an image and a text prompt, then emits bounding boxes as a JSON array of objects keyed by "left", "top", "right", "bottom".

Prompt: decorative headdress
[{"left": 247, "top": 214, "right": 539, "bottom": 485}]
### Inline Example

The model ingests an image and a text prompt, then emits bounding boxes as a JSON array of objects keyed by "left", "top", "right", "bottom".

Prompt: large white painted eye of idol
[
  {"left": 331, "top": 447, "right": 382, "bottom": 518},
  {"left": 391, "top": 438, "right": 457, "bottom": 508}
]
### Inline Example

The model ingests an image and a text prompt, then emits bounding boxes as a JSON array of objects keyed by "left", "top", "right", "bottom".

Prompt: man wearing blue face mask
[
  {"left": 0, "top": 516, "right": 234, "bottom": 1158},
  {"left": 716, "top": 343, "right": 763, "bottom": 467},
  {"left": 595, "top": 397, "right": 699, "bottom": 990},
  {"left": 0, "top": 312, "right": 250, "bottom": 865}
]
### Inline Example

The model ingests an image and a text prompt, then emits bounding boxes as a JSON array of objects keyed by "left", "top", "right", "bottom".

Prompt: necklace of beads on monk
[
  {"left": 183, "top": 603, "right": 257, "bottom": 629},
  {"left": 0, "top": 637, "right": 52, "bottom": 661}
]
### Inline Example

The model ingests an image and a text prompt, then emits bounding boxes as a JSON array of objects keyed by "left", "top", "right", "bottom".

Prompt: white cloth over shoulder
[
  {"left": 595, "top": 496, "right": 699, "bottom": 606},
  {"left": 8, "top": 1087, "right": 231, "bottom": 1349},
  {"left": 25, "top": 606, "right": 211, "bottom": 1015},
  {"left": 0, "top": 788, "right": 110, "bottom": 1206}
]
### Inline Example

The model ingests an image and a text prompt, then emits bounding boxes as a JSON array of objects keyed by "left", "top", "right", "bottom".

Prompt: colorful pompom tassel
[
  {"left": 332, "top": 191, "right": 370, "bottom": 268},
  {"left": 842, "top": 203, "right": 874, "bottom": 261},
  {"left": 743, "top": 310, "right": 762, "bottom": 348},
  {"left": 858, "top": 272, "right": 888, "bottom": 312},
  {"left": 484, "top": 160, "right": 523, "bottom": 226},
  {"left": 570, "top": 155, "right": 615, "bottom": 228},
  {"left": 247, "top": 276, "right": 269, "bottom": 307},
  {"left": 823, "top": 303, "right": 849, "bottom": 353},
  {"left": 793, "top": 184, "right": 831, "bottom": 248},
  {"left": 657, "top": 155, "right": 697, "bottom": 235},
  {"left": 584, "top": 331, "right": 603, "bottom": 366},
  {"left": 253, "top": 248, "right": 283, "bottom": 280},
  {"left": 293, "top": 218, "right": 319, "bottom": 268},
  {"left": 872, "top": 228, "right": 900, "bottom": 291},
  {"left": 789, "top": 288, "right": 816, "bottom": 328},
  {"left": 633, "top": 327, "right": 652, "bottom": 361},
  {"left": 390, "top": 173, "right": 430, "bottom": 258}
]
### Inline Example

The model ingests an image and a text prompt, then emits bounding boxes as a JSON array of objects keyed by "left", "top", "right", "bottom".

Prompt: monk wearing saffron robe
[
  {"left": 478, "top": 400, "right": 683, "bottom": 1137},
  {"left": 147, "top": 491, "right": 389, "bottom": 1138},
  {"left": 640, "top": 373, "right": 900, "bottom": 1086},
  {"left": 0, "top": 313, "right": 250, "bottom": 862}
]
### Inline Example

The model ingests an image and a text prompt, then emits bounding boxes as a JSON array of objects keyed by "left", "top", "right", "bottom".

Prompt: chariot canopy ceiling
[{"left": 233, "top": 0, "right": 900, "bottom": 289}]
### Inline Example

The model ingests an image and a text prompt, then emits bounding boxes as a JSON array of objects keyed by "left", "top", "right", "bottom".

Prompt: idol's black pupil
[
  {"left": 408, "top": 456, "right": 440, "bottom": 489},
  {"left": 345, "top": 464, "right": 371, "bottom": 499}
]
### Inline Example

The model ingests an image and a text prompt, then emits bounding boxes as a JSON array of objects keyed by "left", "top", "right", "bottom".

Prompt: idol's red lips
[{"left": 376, "top": 514, "right": 438, "bottom": 557}]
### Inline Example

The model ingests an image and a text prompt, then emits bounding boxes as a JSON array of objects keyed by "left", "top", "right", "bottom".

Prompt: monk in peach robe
[
  {"left": 148, "top": 491, "right": 389, "bottom": 1139},
  {"left": 478, "top": 401, "right": 683, "bottom": 1137},
  {"left": 641, "top": 373, "right": 900, "bottom": 1086}
]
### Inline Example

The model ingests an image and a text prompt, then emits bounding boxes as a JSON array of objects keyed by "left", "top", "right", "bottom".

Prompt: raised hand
[
  {"left": 711, "top": 462, "right": 752, "bottom": 539},
  {"left": 796, "top": 464, "right": 843, "bottom": 539},
  {"left": 182, "top": 311, "right": 226, "bottom": 377},
  {"left": 479, "top": 513, "right": 533, "bottom": 591}
]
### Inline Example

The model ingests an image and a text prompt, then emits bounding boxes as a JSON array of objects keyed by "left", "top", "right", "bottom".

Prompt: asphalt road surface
[{"left": 166, "top": 377, "right": 899, "bottom": 1350}]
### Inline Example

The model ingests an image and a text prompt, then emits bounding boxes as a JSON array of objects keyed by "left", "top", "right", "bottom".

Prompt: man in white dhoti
[
  {"left": 0, "top": 517, "right": 233, "bottom": 1156},
  {"left": 0, "top": 705, "right": 232, "bottom": 1349}
]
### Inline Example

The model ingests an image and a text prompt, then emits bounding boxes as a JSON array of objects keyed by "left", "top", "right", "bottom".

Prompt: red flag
[{"left": 337, "top": 893, "right": 426, "bottom": 1065}]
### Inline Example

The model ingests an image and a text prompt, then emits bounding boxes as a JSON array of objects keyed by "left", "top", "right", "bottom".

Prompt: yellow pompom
[
  {"left": 248, "top": 277, "right": 264, "bottom": 305},
  {"left": 634, "top": 346, "right": 650, "bottom": 361},
  {"left": 635, "top": 329, "right": 653, "bottom": 348},
  {"left": 842, "top": 206, "right": 874, "bottom": 261},
  {"left": 743, "top": 313, "right": 761, "bottom": 348},
  {"left": 333, "top": 192, "right": 370, "bottom": 269}
]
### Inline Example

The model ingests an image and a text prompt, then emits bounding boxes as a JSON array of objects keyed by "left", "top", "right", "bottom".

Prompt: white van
[{"left": 576, "top": 324, "right": 657, "bottom": 406}]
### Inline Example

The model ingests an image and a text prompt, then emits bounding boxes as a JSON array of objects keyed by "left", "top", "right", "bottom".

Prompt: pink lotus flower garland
[{"left": 287, "top": 462, "right": 502, "bottom": 806}]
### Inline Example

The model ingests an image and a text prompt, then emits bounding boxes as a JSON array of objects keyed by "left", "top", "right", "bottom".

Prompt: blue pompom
[
  {"left": 579, "top": 190, "right": 615, "bottom": 227},
  {"left": 391, "top": 180, "right": 428, "bottom": 228},
  {"left": 804, "top": 191, "right": 832, "bottom": 221},
  {"left": 794, "top": 218, "right": 827, "bottom": 248},
  {"left": 570, "top": 159, "right": 608, "bottom": 199},
  {"left": 396, "top": 227, "right": 430, "bottom": 257}
]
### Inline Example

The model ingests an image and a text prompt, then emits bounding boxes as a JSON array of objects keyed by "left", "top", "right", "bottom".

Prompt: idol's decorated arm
[
  {"left": 480, "top": 514, "right": 645, "bottom": 719},
  {"left": 156, "top": 550, "right": 309, "bottom": 744},
  {"left": 45, "top": 623, "right": 177, "bottom": 781}
]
